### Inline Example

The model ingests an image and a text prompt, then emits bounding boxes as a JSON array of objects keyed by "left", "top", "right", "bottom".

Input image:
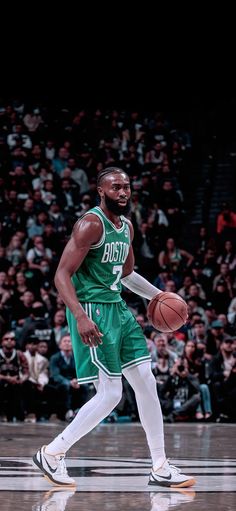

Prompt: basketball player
[{"left": 33, "top": 168, "right": 195, "bottom": 488}]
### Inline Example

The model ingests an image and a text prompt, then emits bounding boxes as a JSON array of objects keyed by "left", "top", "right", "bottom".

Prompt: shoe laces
[
  {"left": 166, "top": 459, "right": 181, "bottom": 474},
  {"left": 56, "top": 455, "right": 68, "bottom": 476}
]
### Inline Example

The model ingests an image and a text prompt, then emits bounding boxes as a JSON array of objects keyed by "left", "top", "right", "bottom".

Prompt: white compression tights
[
  {"left": 46, "top": 370, "right": 122, "bottom": 455},
  {"left": 46, "top": 362, "right": 165, "bottom": 467},
  {"left": 123, "top": 362, "right": 165, "bottom": 467}
]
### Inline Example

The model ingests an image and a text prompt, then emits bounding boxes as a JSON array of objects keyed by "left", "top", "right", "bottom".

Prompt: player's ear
[{"left": 97, "top": 186, "right": 103, "bottom": 198}]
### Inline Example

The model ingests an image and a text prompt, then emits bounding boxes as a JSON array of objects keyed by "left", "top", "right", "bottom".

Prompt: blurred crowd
[{"left": 0, "top": 99, "right": 236, "bottom": 423}]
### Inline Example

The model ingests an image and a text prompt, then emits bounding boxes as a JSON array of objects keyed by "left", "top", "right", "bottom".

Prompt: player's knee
[
  {"left": 140, "top": 364, "right": 156, "bottom": 385},
  {"left": 107, "top": 380, "right": 123, "bottom": 408}
]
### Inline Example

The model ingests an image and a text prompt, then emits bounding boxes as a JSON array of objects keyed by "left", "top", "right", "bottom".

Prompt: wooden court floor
[{"left": 0, "top": 421, "right": 235, "bottom": 510}]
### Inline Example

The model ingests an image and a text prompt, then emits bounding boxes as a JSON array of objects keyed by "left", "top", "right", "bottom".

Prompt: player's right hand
[{"left": 76, "top": 316, "right": 103, "bottom": 347}]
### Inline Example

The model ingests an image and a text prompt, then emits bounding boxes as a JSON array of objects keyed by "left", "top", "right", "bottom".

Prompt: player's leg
[
  {"left": 123, "top": 362, "right": 196, "bottom": 487},
  {"left": 123, "top": 361, "right": 165, "bottom": 466},
  {"left": 33, "top": 370, "right": 122, "bottom": 486},
  {"left": 47, "top": 370, "right": 122, "bottom": 452}
]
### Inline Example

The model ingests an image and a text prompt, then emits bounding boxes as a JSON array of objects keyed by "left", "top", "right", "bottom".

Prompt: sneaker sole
[
  {"left": 33, "top": 453, "right": 76, "bottom": 487},
  {"left": 148, "top": 477, "right": 196, "bottom": 488},
  {"left": 44, "top": 474, "right": 77, "bottom": 488}
]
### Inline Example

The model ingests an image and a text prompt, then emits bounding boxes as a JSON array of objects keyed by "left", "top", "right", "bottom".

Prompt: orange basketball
[{"left": 147, "top": 292, "right": 188, "bottom": 333}]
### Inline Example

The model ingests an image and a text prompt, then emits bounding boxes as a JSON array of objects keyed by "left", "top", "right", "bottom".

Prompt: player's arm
[
  {"left": 121, "top": 220, "right": 162, "bottom": 300},
  {"left": 54, "top": 215, "right": 103, "bottom": 346}
]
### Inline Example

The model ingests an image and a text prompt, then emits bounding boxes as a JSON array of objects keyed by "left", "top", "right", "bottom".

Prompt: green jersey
[{"left": 71, "top": 206, "right": 131, "bottom": 303}]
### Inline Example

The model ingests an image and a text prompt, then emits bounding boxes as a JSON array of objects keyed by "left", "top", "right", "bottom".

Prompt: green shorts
[{"left": 66, "top": 300, "right": 151, "bottom": 384}]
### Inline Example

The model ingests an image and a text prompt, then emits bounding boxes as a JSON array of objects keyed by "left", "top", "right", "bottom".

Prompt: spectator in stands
[
  {"left": 217, "top": 313, "right": 234, "bottom": 336},
  {"left": 217, "top": 240, "right": 236, "bottom": 272},
  {"left": 166, "top": 332, "right": 185, "bottom": 357},
  {"left": 44, "top": 140, "right": 56, "bottom": 161},
  {"left": 203, "top": 301, "right": 217, "bottom": 328},
  {"left": 228, "top": 296, "right": 236, "bottom": 327},
  {"left": 191, "top": 320, "right": 208, "bottom": 347},
  {"left": 0, "top": 246, "right": 11, "bottom": 273},
  {"left": 0, "top": 331, "right": 29, "bottom": 421},
  {"left": 14, "top": 271, "right": 30, "bottom": 299},
  {"left": 216, "top": 202, "right": 236, "bottom": 241},
  {"left": 57, "top": 178, "right": 80, "bottom": 213},
  {"left": 39, "top": 282, "right": 57, "bottom": 316},
  {"left": 26, "top": 236, "right": 53, "bottom": 272},
  {"left": 184, "top": 340, "right": 212, "bottom": 420},
  {"left": 135, "top": 222, "right": 157, "bottom": 281},
  {"left": 23, "top": 108, "right": 43, "bottom": 134},
  {"left": 19, "top": 301, "right": 52, "bottom": 348},
  {"left": 32, "top": 166, "right": 54, "bottom": 191},
  {"left": 7, "top": 122, "right": 32, "bottom": 150},
  {"left": 191, "top": 261, "right": 210, "bottom": 299},
  {"left": 202, "top": 248, "right": 218, "bottom": 281},
  {"left": 48, "top": 202, "right": 67, "bottom": 233},
  {"left": 75, "top": 194, "right": 93, "bottom": 219},
  {"left": 28, "top": 144, "right": 45, "bottom": 175},
  {"left": 52, "top": 147, "right": 69, "bottom": 175},
  {"left": 67, "top": 157, "right": 89, "bottom": 194},
  {"left": 213, "top": 263, "right": 234, "bottom": 298},
  {"left": 158, "top": 238, "right": 194, "bottom": 272},
  {"left": 187, "top": 283, "right": 206, "bottom": 305},
  {"left": 27, "top": 211, "right": 49, "bottom": 239},
  {"left": 42, "top": 222, "right": 62, "bottom": 257},
  {"left": 24, "top": 335, "right": 50, "bottom": 422},
  {"left": 195, "top": 226, "right": 214, "bottom": 257},
  {"left": 49, "top": 335, "right": 88, "bottom": 421},
  {"left": 41, "top": 179, "right": 57, "bottom": 207},
  {"left": 160, "top": 357, "right": 201, "bottom": 422},
  {"left": 130, "top": 191, "right": 143, "bottom": 227},
  {"left": 13, "top": 290, "right": 35, "bottom": 332},
  {"left": 212, "top": 280, "right": 232, "bottom": 315},
  {"left": 178, "top": 275, "right": 194, "bottom": 300},
  {"left": 210, "top": 337, "right": 236, "bottom": 421},
  {"left": 37, "top": 340, "right": 49, "bottom": 358},
  {"left": 206, "top": 320, "right": 228, "bottom": 358},
  {"left": 147, "top": 201, "right": 169, "bottom": 240},
  {"left": 164, "top": 279, "right": 177, "bottom": 293},
  {"left": 50, "top": 309, "right": 69, "bottom": 353},
  {"left": 151, "top": 335, "right": 177, "bottom": 385},
  {"left": 187, "top": 297, "right": 208, "bottom": 325},
  {"left": 32, "top": 191, "right": 47, "bottom": 215},
  {"left": 0, "top": 271, "right": 13, "bottom": 326},
  {"left": 153, "top": 267, "right": 171, "bottom": 291},
  {"left": 157, "top": 180, "right": 183, "bottom": 237}
]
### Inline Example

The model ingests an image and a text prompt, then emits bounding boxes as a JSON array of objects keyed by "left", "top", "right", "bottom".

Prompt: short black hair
[{"left": 97, "top": 167, "right": 129, "bottom": 187}]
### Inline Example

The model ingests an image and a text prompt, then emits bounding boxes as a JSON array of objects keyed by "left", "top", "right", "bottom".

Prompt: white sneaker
[
  {"left": 149, "top": 459, "right": 196, "bottom": 488},
  {"left": 33, "top": 445, "right": 76, "bottom": 487},
  {"left": 32, "top": 488, "right": 76, "bottom": 511}
]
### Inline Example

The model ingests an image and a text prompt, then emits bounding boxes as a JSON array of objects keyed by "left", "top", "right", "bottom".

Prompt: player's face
[{"left": 99, "top": 173, "right": 131, "bottom": 215}]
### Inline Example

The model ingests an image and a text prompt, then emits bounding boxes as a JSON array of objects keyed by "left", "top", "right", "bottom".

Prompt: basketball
[{"left": 147, "top": 292, "right": 188, "bottom": 332}]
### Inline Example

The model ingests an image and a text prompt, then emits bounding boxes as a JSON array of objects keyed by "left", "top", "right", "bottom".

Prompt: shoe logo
[
  {"left": 45, "top": 458, "right": 57, "bottom": 474},
  {"left": 106, "top": 230, "right": 113, "bottom": 235},
  {"left": 153, "top": 472, "right": 172, "bottom": 480}
]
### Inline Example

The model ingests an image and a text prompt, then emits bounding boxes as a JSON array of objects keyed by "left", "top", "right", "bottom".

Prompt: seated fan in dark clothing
[{"left": 49, "top": 334, "right": 89, "bottom": 421}]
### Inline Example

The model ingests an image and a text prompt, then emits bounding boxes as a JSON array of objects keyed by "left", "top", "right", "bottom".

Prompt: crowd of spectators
[{"left": 0, "top": 99, "right": 236, "bottom": 423}]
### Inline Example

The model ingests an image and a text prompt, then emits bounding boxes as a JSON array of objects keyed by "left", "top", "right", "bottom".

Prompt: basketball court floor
[{"left": 0, "top": 421, "right": 235, "bottom": 510}]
